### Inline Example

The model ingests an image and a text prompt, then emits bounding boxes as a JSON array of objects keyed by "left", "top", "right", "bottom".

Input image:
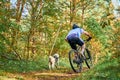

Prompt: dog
[{"left": 48, "top": 53, "right": 59, "bottom": 70}]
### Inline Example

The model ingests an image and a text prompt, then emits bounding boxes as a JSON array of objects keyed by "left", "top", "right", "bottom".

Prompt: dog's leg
[
  {"left": 52, "top": 61, "right": 55, "bottom": 69},
  {"left": 55, "top": 61, "right": 58, "bottom": 68},
  {"left": 49, "top": 62, "right": 51, "bottom": 70},
  {"left": 49, "top": 56, "right": 52, "bottom": 70}
]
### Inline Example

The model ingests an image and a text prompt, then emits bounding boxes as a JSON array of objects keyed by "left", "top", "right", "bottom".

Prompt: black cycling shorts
[{"left": 68, "top": 37, "right": 84, "bottom": 50}]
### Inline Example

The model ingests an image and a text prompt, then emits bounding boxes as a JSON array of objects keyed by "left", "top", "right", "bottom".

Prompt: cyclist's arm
[
  {"left": 83, "top": 31, "right": 92, "bottom": 41},
  {"left": 83, "top": 31, "right": 91, "bottom": 37}
]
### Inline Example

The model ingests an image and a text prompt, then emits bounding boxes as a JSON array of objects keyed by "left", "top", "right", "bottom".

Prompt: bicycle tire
[
  {"left": 69, "top": 49, "right": 82, "bottom": 73},
  {"left": 84, "top": 48, "right": 92, "bottom": 69}
]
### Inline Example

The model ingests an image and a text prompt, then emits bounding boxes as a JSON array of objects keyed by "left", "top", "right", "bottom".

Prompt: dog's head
[{"left": 53, "top": 53, "right": 59, "bottom": 59}]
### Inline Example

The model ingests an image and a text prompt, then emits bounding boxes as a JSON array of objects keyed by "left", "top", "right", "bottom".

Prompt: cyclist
[{"left": 65, "top": 24, "right": 92, "bottom": 61}]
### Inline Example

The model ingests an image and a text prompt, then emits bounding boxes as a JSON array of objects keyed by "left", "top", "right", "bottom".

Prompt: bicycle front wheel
[
  {"left": 69, "top": 49, "right": 82, "bottom": 73},
  {"left": 84, "top": 48, "right": 92, "bottom": 69}
]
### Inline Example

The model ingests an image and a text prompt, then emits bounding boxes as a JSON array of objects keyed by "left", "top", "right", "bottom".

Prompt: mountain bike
[{"left": 68, "top": 40, "right": 92, "bottom": 73}]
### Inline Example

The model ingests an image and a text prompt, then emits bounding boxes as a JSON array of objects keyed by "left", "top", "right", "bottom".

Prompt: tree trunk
[
  {"left": 16, "top": 0, "right": 26, "bottom": 22},
  {"left": 70, "top": 0, "right": 76, "bottom": 27}
]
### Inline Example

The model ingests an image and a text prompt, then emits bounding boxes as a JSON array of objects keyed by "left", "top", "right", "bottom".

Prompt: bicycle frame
[{"left": 68, "top": 40, "right": 92, "bottom": 72}]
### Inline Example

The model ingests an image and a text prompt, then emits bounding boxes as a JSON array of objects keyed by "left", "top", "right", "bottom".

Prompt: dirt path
[
  {"left": 34, "top": 72, "right": 81, "bottom": 80},
  {"left": 29, "top": 67, "right": 88, "bottom": 80},
  {"left": 0, "top": 67, "right": 89, "bottom": 80}
]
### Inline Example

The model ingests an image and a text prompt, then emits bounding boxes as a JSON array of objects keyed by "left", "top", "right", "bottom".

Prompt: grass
[
  {"left": 0, "top": 57, "right": 72, "bottom": 80},
  {"left": 0, "top": 57, "right": 48, "bottom": 73},
  {"left": 0, "top": 56, "right": 71, "bottom": 73},
  {"left": 74, "top": 57, "right": 120, "bottom": 80},
  {"left": 0, "top": 56, "right": 119, "bottom": 80}
]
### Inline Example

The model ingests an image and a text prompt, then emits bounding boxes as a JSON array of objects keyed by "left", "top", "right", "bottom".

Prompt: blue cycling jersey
[{"left": 66, "top": 28, "right": 84, "bottom": 40}]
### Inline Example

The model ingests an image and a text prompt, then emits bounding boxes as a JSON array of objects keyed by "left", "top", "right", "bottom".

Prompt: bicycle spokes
[
  {"left": 69, "top": 49, "right": 82, "bottom": 72},
  {"left": 69, "top": 48, "right": 92, "bottom": 72}
]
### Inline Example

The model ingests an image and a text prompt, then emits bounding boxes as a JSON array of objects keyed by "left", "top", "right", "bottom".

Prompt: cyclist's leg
[
  {"left": 68, "top": 38, "right": 80, "bottom": 63},
  {"left": 81, "top": 44, "right": 85, "bottom": 55},
  {"left": 76, "top": 38, "right": 85, "bottom": 58}
]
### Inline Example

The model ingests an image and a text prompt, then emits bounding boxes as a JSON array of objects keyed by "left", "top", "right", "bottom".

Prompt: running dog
[{"left": 49, "top": 53, "right": 59, "bottom": 70}]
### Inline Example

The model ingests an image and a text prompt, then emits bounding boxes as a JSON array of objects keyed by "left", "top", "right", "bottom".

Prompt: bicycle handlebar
[
  {"left": 86, "top": 37, "right": 92, "bottom": 41},
  {"left": 83, "top": 37, "right": 92, "bottom": 43}
]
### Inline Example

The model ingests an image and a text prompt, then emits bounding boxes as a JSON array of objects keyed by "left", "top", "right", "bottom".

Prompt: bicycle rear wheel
[
  {"left": 69, "top": 49, "right": 82, "bottom": 72},
  {"left": 84, "top": 48, "right": 92, "bottom": 69}
]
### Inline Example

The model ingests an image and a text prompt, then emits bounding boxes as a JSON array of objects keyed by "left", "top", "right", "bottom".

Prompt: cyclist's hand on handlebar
[{"left": 86, "top": 37, "right": 92, "bottom": 41}]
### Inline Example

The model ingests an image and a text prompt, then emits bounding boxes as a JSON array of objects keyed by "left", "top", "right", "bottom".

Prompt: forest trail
[
  {"left": 33, "top": 72, "right": 80, "bottom": 80},
  {"left": 0, "top": 67, "right": 89, "bottom": 80},
  {"left": 26, "top": 68, "right": 88, "bottom": 80},
  {"left": 35, "top": 67, "right": 89, "bottom": 80}
]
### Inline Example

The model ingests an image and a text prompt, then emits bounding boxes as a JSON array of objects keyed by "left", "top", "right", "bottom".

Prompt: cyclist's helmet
[{"left": 72, "top": 24, "right": 79, "bottom": 29}]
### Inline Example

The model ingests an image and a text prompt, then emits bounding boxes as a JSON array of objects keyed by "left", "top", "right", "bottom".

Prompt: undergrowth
[
  {"left": 0, "top": 58, "right": 48, "bottom": 73},
  {"left": 75, "top": 57, "right": 120, "bottom": 80},
  {"left": 0, "top": 57, "right": 71, "bottom": 73},
  {"left": 1, "top": 56, "right": 119, "bottom": 80}
]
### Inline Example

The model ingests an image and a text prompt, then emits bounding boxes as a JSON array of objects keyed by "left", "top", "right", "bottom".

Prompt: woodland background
[{"left": 0, "top": 0, "right": 120, "bottom": 80}]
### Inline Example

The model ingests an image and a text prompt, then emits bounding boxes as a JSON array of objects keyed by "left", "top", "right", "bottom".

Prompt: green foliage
[
  {"left": 9, "top": 21, "right": 20, "bottom": 29},
  {"left": 75, "top": 57, "right": 120, "bottom": 80},
  {"left": 0, "top": 1, "right": 119, "bottom": 79},
  {"left": 111, "top": 21, "right": 120, "bottom": 58},
  {"left": 43, "top": 1, "right": 62, "bottom": 17},
  {"left": 59, "top": 57, "right": 70, "bottom": 68},
  {"left": 85, "top": 17, "right": 102, "bottom": 37},
  {"left": 85, "top": 17, "right": 112, "bottom": 47},
  {"left": 0, "top": 58, "right": 48, "bottom": 73},
  {"left": 0, "top": 42, "right": 6, "bottom": 53},
  {"left": 0, "top": 56, "right": 72, "bottom": 73}
]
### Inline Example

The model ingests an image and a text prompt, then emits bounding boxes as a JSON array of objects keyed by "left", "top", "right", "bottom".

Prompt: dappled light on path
[
  {"left": 33, "top": 67, "right": 89, "bottom": 80},
  {"left": 0, "top": 67, "right": 89, "bottom": 80}
]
